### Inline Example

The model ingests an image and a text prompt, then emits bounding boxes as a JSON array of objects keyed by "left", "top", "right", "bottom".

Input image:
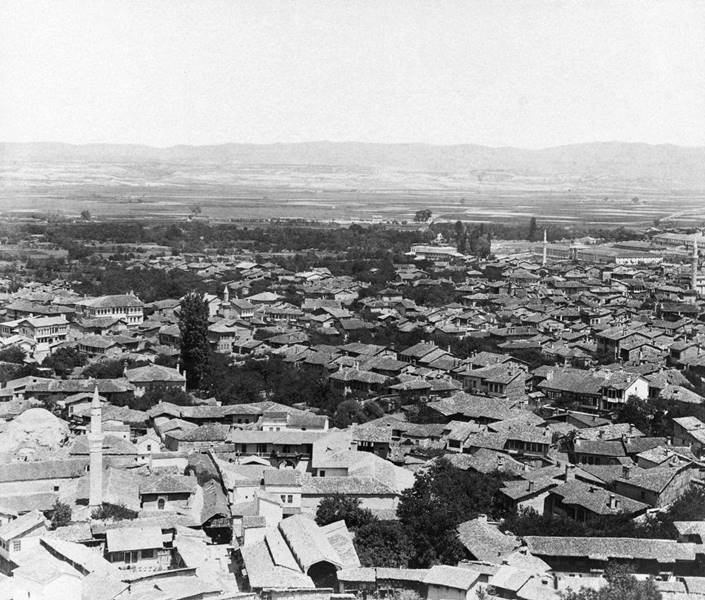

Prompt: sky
[{"left": 1, "top": 0, "right": 704, "bottom": 148}]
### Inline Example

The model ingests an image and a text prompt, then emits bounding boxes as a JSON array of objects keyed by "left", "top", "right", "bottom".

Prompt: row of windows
[
  {"left": 88, "top": 307, "right": 142, "bottom": 315},
  {"left": 109, "top": 548, "right": 155, "bottom": 562},
  {"left": 0, "top": 539, "right": 21, "bottom": 552}
]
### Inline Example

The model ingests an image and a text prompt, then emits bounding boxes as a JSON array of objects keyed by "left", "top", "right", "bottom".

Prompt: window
[
  {"left": 141, "top": 549, "right": 154, "bottom": 559},
  {"left": 53, "top": 485, "right": 60, "bottom": 492},
  {"left": 12, "top": 540, "right": 21, "bottom": 552},
  {"left": 281, "top": 495, "right": 287, "bottom": 503},
  {"left": 287, "top": 495, "right": 293, "bottom": 503},
  {"left": 157, "top": 498, "right": 165, "bottom": 510},
  {"left": 319, "top": 470, "right": 326, "bottom": 477}
]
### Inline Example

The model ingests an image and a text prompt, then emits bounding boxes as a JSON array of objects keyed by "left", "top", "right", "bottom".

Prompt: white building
[{"left": 75, "top": 294, "right": 144, "bottom": 325}]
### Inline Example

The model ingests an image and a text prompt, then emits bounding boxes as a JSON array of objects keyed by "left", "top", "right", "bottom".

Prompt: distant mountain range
[{"left": 2, "top": 141, "right": 705, "bottom": 187}]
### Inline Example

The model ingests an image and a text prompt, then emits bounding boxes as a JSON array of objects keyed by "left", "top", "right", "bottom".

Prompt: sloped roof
[
  {"left": 0, "top": 509, "right": 45, "bottom": 541},
  {"left": 76, "top": 467, "right": 141, "bottom": 511},
  {"left": 549, "top": 480, "right": 648, "bottom": 516},
  {"left": 457, "top": 516, "right": 519, "bottom": 563},
  {"left": 524, "top": 536, "right": 701, "bottom": 563},
  {"left": 70, "top": 434, "right": 137, "bottom": 456},
  {"left": 427, "top": 393, "right": 519, "bottom": 421},
  {"left": 240, "top": 540, "right": 314, "bottom": 589},
  {"left": 39, "top": 537, "right": 119, "bottom": 577},
  {"left": 125, "top": 364, "right": 185, "bottom": 383},
  {"left": 278, "top": 513, "right": 343, "bottom": 572},
  {"left": 320, "top": 520, "right": 361, "bottom": 569},
  {"left": 423, "top": 565, "right": 480, "bottom": 589},
  {"left": 76, "top": 294, "right": 144, "bottom": 308},
  {"left": 138, "top": 474, "right": 197, "bottom": 495},
  {"left": 106, "top": 526, "right": 163, "bottom": 552},
  {"left": 0, "top": 458, "right": 88, "bottom": 483}
]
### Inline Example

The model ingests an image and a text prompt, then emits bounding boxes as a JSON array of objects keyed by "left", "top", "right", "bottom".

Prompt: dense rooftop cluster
[{"left": 0, "top": 222, "right": 704, "bottom": 599}]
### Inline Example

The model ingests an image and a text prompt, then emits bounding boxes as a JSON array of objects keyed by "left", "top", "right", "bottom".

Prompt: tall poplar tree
[{"left": 179, "top": 292, "right": 211, "bottom": 390}]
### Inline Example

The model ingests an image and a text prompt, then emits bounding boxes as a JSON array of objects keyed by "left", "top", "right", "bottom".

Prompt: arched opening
[
  {"left": 157, "top": 498, "right": 165, "bottom": 510},
  {"left": 307, "top": 561, "right": 338, "bottom": 589}
]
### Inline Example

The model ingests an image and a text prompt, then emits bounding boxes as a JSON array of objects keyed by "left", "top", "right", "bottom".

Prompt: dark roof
[{"left": 524, "top": 536, "right": 700, "bottom": 563}]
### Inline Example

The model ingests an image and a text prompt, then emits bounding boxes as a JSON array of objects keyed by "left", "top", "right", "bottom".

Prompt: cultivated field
[{"left": 2, "top": 144, "right": 705, "bottom": 228}]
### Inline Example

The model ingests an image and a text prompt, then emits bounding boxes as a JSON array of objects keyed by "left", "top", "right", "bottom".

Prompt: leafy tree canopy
[
  {"left": 43, "top": 346, "right": 88, "bottom": 377},
  {"left": 315, "top": 495, "right": 376, "bottom": 530},
  {"left": 49, "top": 499, "right": 72, "bottom": 529},
  {"left": 179, "top": 291, "right": 211, "bottom": 390},
  {"left": 397, "top": 458, "right": 505, "bottom": 566},
  {"left": 354, "top": 520, "right": 414, "bottom": 568},
  {"left": 0, "top": 345, "right": 26, "bottom": 364},
  {"left": 560, "top": 564, "right": 662, "bottom": 600}
]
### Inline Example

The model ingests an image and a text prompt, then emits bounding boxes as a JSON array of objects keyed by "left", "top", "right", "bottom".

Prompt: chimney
[
  {"left": 564, "top": 464, "right": 575, "bottom": 481},
  {"left": 528, "top": 480, "right": 535, "bottom": 493},
  {"left": 497, "top": 456, "right": 505, "bottom": 470},
  {"left": 608, "top": 494, "right": 616, "bottom": 509},
  {"left": 622, "top": 465, "right": 632, "bottom": 480}
]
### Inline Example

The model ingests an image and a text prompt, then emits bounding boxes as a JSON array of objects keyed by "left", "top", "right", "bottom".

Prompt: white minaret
[
  {"left": 223, "top": 283, "right": 230, "bottom": 304},
  {"left": 542, "top": 229, "right": 548, "bottom": 267},
  {"left": 692, "top": 238, "right": 699, "bottom": 292},
  {"left": 88, "top": 386, "right": 103, "bottom": 509}
]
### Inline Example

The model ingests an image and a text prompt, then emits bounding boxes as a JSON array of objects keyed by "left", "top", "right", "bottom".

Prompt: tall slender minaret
[
  {"left": 692, "top": 238, "right": 699, "bottom": 292},
  {"left": 223, "top": 283, "right": 230, "bottom": 304},
  {"left": 88, "top": 386, "right": 103, "bottom": 509},
  {"left": 542, "top": 229, "right": 548, "bottom": 267}
]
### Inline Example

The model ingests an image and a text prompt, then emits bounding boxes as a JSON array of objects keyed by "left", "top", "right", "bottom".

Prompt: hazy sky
[{"left": 1, "top": 0, "right": 704, "bottom": 148}]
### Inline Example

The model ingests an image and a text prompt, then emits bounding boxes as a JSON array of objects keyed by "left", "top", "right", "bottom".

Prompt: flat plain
[{"left": 2, "top": 142, "right": 705, "bottom": 227}]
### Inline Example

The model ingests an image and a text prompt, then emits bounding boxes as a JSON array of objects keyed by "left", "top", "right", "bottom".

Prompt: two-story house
[{"left": 75, "top": 294, "right": 144, "bottom": 326}]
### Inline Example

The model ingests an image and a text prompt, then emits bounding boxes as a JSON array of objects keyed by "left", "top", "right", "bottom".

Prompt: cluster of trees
[
  {"left": 504, "top": 486, "right": 705, "bottom": 541},
  {"left": 431, "top": 219, "right": 641, "bottom": 245},
  {"left": 397, "top": 458, "right": 506, "bottom": 566},
  {"left": 616, "top": 394, "right": 705, "bottom": 439},
  {"left": 42, "top": 346, "right": 88, "bottom": 377},
  {"left": 0, "top": 346, "right": 43, "bottom": 383},
  {"left": 317, "top": 459, "right": 508, "bottom": 568},
  {"left": 559, "top": 565, "right": 662, "bottom": 600},
  {"left": 48, "top": 500, "right": 138, "bottom": 529},
  {"left": 316, "top": 495, "right": 414, "bottom": 567},
  {"left": 316, "top": 457, "right": 705, "bottom": 575},
  {"left": 414, "top": 209, "right": 432, "bottom": 222},
  {"left": 73, "top": 265, "right": 209, "bottom": 303},
  {"left": 179, "top": 292, "right": 382, "bottom": 425},
  {"left": 91, "top": 503, "right": 138, "bottom": 521},
  {"left": 453, "top": 220, "right": 491, "bottom": 257},
  {"left": 45, "top": 220, "right": 430, "bottom": 257}
]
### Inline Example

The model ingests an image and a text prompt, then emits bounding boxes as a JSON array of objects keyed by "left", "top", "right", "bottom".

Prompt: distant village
[{"left": 0, "top": 217, "right": 704, "bottom": 600}]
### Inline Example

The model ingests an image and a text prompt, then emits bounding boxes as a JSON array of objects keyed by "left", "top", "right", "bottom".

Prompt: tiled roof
[
  {"left": 0, "top": 458, "right": 88, "bottom": 483},
  {"left": 138, "top": 474, "right": 197, "bottom": 495},
  {"left": 106, "top": 525, "right": 163, "bottom": 552},
  {"left": 301, "top": 474, "right": 396, "bottom": 496},
  {"left": 125, "top": 364, "right": 185, "bottom": 383},
  {"left": 423, "top": 565, "right": 480, "bottom": 589},
  {"left": 77, "top": 294, "right": 144, "bottom": 308},
  {"left": 457, "top": 516, "right": 519, "bottom": 562},
  {"left": 279, "top": 513, "right": 343, "bottom": 571},
  {"left": 524, "top": 536, "right": 701, "bottom": 563},
  {"left": 549, "top": 480, "right": 648, "bottom": 515}
]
